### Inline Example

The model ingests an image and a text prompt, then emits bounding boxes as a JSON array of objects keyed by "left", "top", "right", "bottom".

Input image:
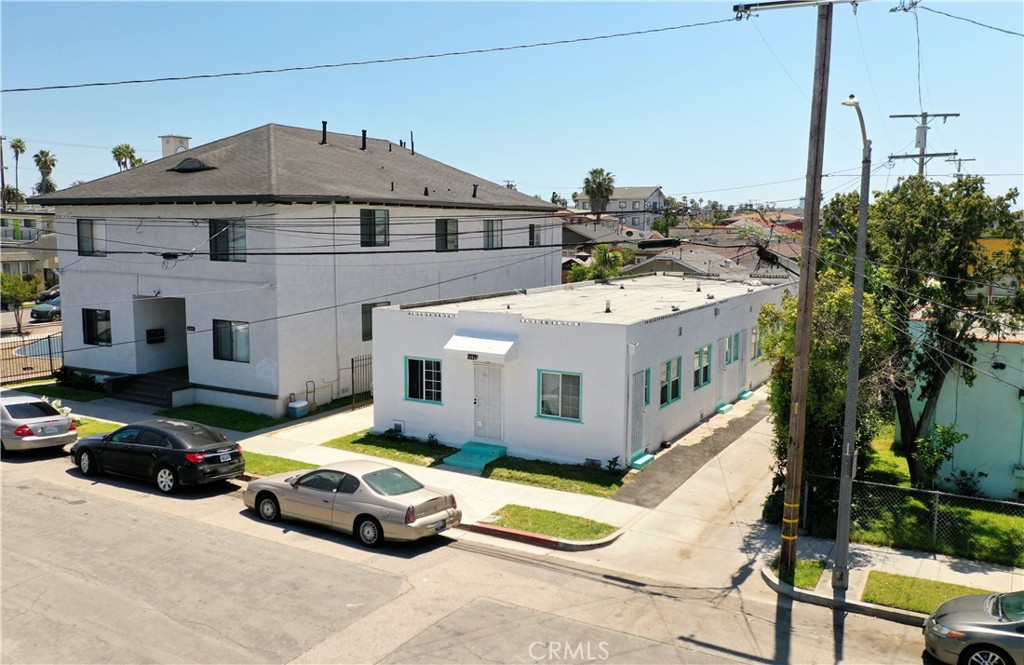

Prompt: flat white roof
[{"left": 403, "top": 273, "right": 784, "bottom": 326}]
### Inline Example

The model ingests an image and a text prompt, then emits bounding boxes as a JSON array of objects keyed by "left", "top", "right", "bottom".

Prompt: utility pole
[
  {"left": 888, "top": 112, "right": 959, "bottom": 176},
  {"left": 734, "top": 0, "right": 842, "bottom": 580},
  {"left": 0, "top": 135, "right": 6, "bottom": 206},
  {"left": 946, "top": 156, "right": 976, "bottom": 176}
]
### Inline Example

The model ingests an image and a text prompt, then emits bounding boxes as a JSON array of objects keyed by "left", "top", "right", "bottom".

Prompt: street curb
[
  {"left": 760, "top": 565, "right": 927, "bottom": 627},
  {"left": 459, "top": 522, "right": 622, "bottom": 551}
]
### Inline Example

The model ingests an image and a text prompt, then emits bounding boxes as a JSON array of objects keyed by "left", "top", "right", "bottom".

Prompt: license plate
[
  {"left": 43, "top": 426, "right": 58, "bottom": 434},
  {"left": 435, "top": 520, "right": 447, "bottom": 532},
  {"left": 219, "top": 454, "right": 231, "bottom": 462}
]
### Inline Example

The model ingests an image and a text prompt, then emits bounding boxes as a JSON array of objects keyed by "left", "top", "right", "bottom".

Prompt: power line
[
  {"left": 1, "top": 18, "right": 737, "bottom": 94},
  {"left": 917, "top": 3, "right": 1024, "bottom": 38}
]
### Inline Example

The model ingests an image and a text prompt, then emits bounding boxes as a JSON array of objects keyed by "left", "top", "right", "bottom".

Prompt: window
[
  {"left": 360, "top": 209, "right": 390, "bottom": 247},
  {"left": 484, "top": 219, "right": 503, "bottom": 249},
  {"left": 538, "top": 370, "right": 581, "bottom": 421},
  {"left": 732, "top": 332, "right": 742, "bottom": 362},
  {"left": 297, "top": 470, "right": 344, "bottom": 492},
  {"left": 435, "top": 218, "right": 458, "bottom": 252},
  {"left": 77, "top": 219, "right": 106, "bottom": 257},
  {"left": 632, "top": 201, "right": 641, "bottom": 210},
  {"left": 751, "top": 327, "right": 762, "bottom": 360},
  {"left": 644, "top": 368, "right": 651, "bottom": 405},
  {"left": 83, "top": 309, "right": 111, "bottom": 346},
  {"left": 406, "top": 357, "right": 441, "bottom": 403},
  {"left": 693, "top": 344, "right": 712, "bottom": 389},
  {"left": 209, "top": 220, "right": 246, "bottom": 262},
  {"left": 632, "top": 216, "right": 639, "bottom": 225},
  {"left": 660, "top": 357, "right": 681, "bottom": 406},
  {"left": 361, "top": 301, "right": 390, "bottom": 341},
  {"left": 528, "top": 223, "right": 539, "bottom": 247},
  {"left": 213, "top": 319, "right": 250, "bottom": 363},
  {"left": 619, "top": 202, "right": 626, "bottom": 209},
  {"left": 725, "top": 332, "right": 742, "bottom": 365}
]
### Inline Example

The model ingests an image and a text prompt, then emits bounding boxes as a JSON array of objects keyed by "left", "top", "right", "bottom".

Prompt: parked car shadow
[
  {"left": 63, "top": 465, "right": 244, "bottom": 500},
  {"left": 236, "top": 508, "right": 456, "bottom": 558},
  {"left": 1, "top": 445, "right": 73, "bottom": 463}
]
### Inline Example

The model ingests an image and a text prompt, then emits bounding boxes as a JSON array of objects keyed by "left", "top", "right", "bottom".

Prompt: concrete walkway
[{"left": 26, "top": 387, "right": 1024, "bottom": 621}]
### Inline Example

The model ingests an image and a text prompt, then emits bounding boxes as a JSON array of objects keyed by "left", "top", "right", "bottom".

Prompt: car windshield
[
  {"left": 5, "top": 401, "right": 60, "bottom": 418},
  {"left": 998, "top": 591, "right": 1024, "bottom": 620},
  {"left": 362, "top": 468, "right": 424, "bottom": 496}
]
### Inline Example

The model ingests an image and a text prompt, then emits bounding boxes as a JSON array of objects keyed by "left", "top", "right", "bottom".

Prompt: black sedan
[{"left": 72, "top": 419, "right": 245, "bottom": 493}]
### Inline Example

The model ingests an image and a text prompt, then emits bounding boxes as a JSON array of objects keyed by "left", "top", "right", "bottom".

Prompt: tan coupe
[{"left": 242, "top": 459, "right": 461, "bottom": 547}]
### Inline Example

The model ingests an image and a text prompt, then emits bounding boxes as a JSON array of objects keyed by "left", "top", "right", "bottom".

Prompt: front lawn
[
  {"left": 323, "top": 430, "right": 457, "bottom": 466},
  {"left": 862, "top": 571, "right": 996, "bottom": 614},
  {"left": 484, "top": 456, "right": 627, "bottom": 498},
  {"left": 75, "top": 417, "right": 119, "bottom": 438},
  {"left": 155, "top": 405, "right": 291, "bottom": 432},
  {"left": 15, "top": 382, "right": 106, "bottom": 403},
  {"left": 243, "top": 451, "right": 316, "bottom": 477},
  {"left": 769, "top": 556, "right": 827, "bottom": 590}
]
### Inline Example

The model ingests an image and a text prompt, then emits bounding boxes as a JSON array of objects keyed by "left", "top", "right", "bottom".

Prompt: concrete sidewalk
[{"left": 29, "top": 387, "right": 1024, "bottom": 621}]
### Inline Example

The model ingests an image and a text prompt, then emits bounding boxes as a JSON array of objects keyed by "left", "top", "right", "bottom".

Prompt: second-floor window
[
  {"left": 361, "top": 301, "right": 390, "bottom": 341},
  {"left": 361, "top": 209, "right": 390, "bottom": 247},
  {"left": 484, "top": 220, "right": 503, "bottom": 249},
  {"left": 209, "top": 220, "right": 246, "bottom": 262},
  {"left": 632, "top": 201, "right": 641, "bottom": 210},
  {"left": 77, "top": 219, "right": 106, "bottom": 257},
  {"left": 528, "top": 223, "right": 538, "bottom": 247},
  {"left": 435, "top": 219, "right": 458, "bottom": 252}
]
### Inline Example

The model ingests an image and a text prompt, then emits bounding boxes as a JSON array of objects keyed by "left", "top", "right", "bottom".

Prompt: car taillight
[
  {"left": 184, "top": 452, "right": 207, "bottom": 463},
  {"left": 70, "top": 420, "right": 78, "bottom": 432},
  {"left": 450, "top": 494, "right": 457, "bottom": 509},
  {"left": 13, "top": 425, "right": 33, "bottom": 437},
  {"left": 405, "top": 506, "right": 416, "bottom": 524}
]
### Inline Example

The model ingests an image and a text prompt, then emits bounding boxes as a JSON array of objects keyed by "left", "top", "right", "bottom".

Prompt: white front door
[
  {"left": 474, "top": 363, "right": 503, "bottom": 441},
  {"left": 629, "top": 370, "right": 646, "bottom": 460}
]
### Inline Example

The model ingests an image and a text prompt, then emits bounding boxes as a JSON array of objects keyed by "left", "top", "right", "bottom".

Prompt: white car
[{"left": 1, "top": 394, "right": 78, "bottom": 453}]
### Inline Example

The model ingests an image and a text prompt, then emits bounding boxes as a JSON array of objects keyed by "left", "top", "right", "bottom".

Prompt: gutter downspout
[
  {"left": 626, "top": 342, "right": 639, "bottom": 466},
  {"left": 333, "top": 202, "right": 341, "bottom": 400}
]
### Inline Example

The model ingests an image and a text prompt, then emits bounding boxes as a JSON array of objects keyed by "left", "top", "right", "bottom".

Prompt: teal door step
[
  {"left": 737, "top": 390, "right": 754, "bottom": 400},
  {"left": 443, "top": 441, "right": 508, "bottom": 472},
  {"left": 715, "top": 403, "right": 733, "bottom": 414},
  {"left": 630, "top": 453, "right": 655, "bottom": 470}
]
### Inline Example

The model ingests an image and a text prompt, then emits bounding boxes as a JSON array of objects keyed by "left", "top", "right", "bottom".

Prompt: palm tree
[
  {"left": 129, "top": 155, "right": 145, "bottom": 168},
  {"left": 2, "top": 185, "right": 25, "bottom": 205},
  {"left": 112, "top": 144, "right": 135, "bottom": 171},
  {"left": 590, "top": 243, "right": 623, "bottom": 280},
  {"left": 33, "top": 150, "right": 58, "bottom": 194},
  {"left": 583, "top": 168, "right": 615, "bottom": 221},
  {"left": 10, "top": 138, "right": 26, "bottom": 195}
]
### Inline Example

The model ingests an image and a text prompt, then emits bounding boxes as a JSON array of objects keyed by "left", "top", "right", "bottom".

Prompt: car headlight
[{"left": 931, "top": 621, "right": 966, "bottom": 639}]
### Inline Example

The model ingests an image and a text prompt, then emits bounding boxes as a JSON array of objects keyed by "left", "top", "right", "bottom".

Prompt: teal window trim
[
  {"left": 725, "top": 332, "right": 741, "bottom": 365},
  {"left": 644, "top": 368, "right": 651, "bottom": 406},
  {"left": 659, "top": 357, "right": 681, "bottom": 407},
  {"left": 536, "top": 369, "right": 583, "bottom": 422},
  {"left": 733, "top": 332, "right": 742, "bottom": 363},
  {"left": 404, "top": 356, "right": 443, "bottom": 405},
  {"left": 751, "top": 327, "right": 762, "bottom": 360},
  {"left": 693, "top": 345, "right": 712, "bottom": 390}
]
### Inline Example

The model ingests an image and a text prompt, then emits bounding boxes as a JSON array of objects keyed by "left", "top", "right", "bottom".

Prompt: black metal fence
[
  {"left": 804, "top": 475, "right": 1024, "bottom": 568},
  {"left": 349, "top": 353, "right": 373, "bottom": 409},
  {"left": 0, "top": 332, "right": 64, "bottom": 385}
]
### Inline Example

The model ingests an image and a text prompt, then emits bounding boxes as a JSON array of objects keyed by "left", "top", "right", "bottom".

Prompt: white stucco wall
[{"left": 372, "top": 282, "right": 782, "bottom": 464}]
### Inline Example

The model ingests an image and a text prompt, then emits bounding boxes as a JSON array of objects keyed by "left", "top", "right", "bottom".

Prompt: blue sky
[{"left": 2, "top": 1, "right": 1021, "bottom": 210}]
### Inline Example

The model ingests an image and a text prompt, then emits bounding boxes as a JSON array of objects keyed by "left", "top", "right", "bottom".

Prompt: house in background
[
  {"left": 29, "top": 123, "right": 561, "bottom": 415},
  {"left": 372, "top": 273, "right": 788, "bottom": 468},
  {"left": 574, "top": 186, "right": 666, "bottom": 231},
  {"left": 1, "top": 206, "right": 59, "bottom": 284}
]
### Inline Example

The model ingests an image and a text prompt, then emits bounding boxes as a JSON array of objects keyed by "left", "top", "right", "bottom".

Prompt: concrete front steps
[{"left": 443, "top": 441, "right": 507, "bottom": 472}]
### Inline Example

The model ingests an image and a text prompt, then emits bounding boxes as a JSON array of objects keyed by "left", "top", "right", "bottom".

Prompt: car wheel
[
  {"left": 960, "top": 646, "right": 1013, "bottom": 665},
  {"left": 77, "top": 450, "right": 97, "bottom": 476},
  {"left": 53, "top": 312, "right": 61, "bottom": 321},
  {"left": 256, "top": 493, "right": 280, "bottom": 522},
  {"left": 154, "top": 466, "right": 179, "bottom": 494},
  {"left": 356, "top": 516, "right": 383, "bottom": 548}
]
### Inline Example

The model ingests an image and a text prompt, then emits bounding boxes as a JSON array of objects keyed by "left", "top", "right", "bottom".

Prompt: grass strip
[
  {"left": 15, "top": 382, "right": 106, "bottom": 402},
  {"left": 862, "top": 571, "right": 997, "bottom": 614},
  {"left": 323, "top": 430, "right": 457, "bottom": 466},
  {"left": 243, "top": 451, "right": 316, "bottom": 477},
  {"left": 75, "top": 417, "right": 120, "bottom": 438},
  {"left": 491, "top": 504, "right": 617, "bottom": 541},
  {"left": 769, "top": 556, "right": 828, "bottom": 590},
  {"left": 155, "top": 405, "right": 291, "bottom": 432}
]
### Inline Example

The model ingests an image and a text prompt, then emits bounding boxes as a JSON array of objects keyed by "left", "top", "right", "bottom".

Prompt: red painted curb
[{"left": 468, "top": 523, "right": 560, "bottom": 549}]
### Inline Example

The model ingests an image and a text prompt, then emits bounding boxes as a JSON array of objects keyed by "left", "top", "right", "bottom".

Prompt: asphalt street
[{"left": 2, "top": 449, "right": 928, "bottom": 664}]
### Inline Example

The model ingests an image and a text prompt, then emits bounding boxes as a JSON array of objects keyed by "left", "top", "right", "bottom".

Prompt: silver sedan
[
  {"left": 1, "top": 394, "right": 78, "bottom": 453},
  {"left": 924, "top": 591, "right": 1024, "bottom": 665},
  {"left": 242, "top": 459, "right": 461, "bottom": 547}
]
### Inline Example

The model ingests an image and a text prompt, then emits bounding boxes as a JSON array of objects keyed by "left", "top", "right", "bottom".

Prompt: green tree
[
  {"left": 2, "top": 185, "right": 25, "bottom": 205},
  {"left": 129, "top": 155, "right": 145, "bottom": 168},
  {"left": 9, "top": 137, "right": 26, "bottom": 197},
  {"left": 1, "top": 273, "right": 40, "bottom": 335},
  {"left": 866, "top": 176, "right": 1023, "bottom": 485},
  {"left": 568, "top": 244, "right": 626, "bottom": 282},
  {"left": 760, "top": 269, "right": 894, "bottom": 531},
  {"left": 583, "top": 168, "right": 615, "bottom": 221},
  {"left": 550, "top": 192, "right": 568, "bottom": 207},
  {"left": 32, "top": 150, "right": 58, "bottom": 194},
  {"left": 112, "top": 144, "right": 137, "bottom": 171},
  {"left": 651, "top": 214, "right": 675, "bottom": 236}
]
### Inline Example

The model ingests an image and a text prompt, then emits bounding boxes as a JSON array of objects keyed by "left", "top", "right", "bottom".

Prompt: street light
[{"left": 833, "top": 94, "right": 872, "bottom": 591}]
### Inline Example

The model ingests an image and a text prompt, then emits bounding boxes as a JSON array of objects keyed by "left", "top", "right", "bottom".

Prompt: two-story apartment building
[
  {"left": 30, "top": 123, "right": 561, "bottom": 416},
  {"left": 575, "top": 186, "right": 666, "bottom": 231}
]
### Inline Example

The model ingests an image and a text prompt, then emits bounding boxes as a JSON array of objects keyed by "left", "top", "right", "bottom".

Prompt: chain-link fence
[{"left": 803, "top": 475, "right": 1024, "bottom": 568}]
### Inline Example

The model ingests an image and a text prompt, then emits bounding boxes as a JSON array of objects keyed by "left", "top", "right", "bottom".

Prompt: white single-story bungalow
[{"left": 372, "top": 273, "right": 790, "bottom": 467}]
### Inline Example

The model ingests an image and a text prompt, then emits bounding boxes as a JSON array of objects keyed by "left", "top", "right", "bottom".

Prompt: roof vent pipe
[
  {"left": 320, "top": 121, "right": 328, "bottom": 145},
  {"left": 472, "top": 184, "right": 478, "bottom": 198},
  {"left": 423, "top": 186, "right": 429, "bottom": 196},
  {"left": 361, "top": 130, "right": 367, "bottom": 150},
  {"left": 410, "top": 131, "right": 415, "bottom": 155}
]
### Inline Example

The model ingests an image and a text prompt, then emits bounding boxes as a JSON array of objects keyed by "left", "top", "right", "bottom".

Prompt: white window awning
[{"left": 443, "top": 331, "right": 518, "bottom": 362}]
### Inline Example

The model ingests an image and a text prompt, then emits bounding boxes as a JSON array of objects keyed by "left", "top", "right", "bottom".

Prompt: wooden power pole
[{"left": 888, "top": 112, "right": 959, "bottom": 176}]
